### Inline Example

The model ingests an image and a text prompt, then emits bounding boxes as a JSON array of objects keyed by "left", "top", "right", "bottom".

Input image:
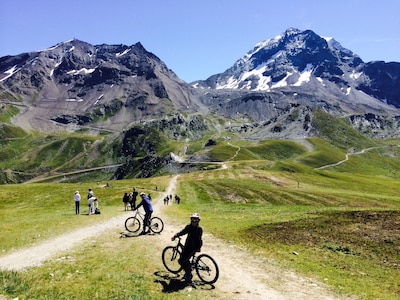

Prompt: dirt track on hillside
[{"left": 0, "top": 175, "right": 342, "bottom": 299}]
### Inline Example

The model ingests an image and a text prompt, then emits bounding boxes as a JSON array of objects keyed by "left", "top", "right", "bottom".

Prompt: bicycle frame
[
  {"left": 162, "top": 237, "right": 219, "bottom": 284},
  {"left": 132, "top": 207, "right": 146, "bottom": 220},
  {"left": 125, "top": 207, "right": 164, "bottom": 234}
]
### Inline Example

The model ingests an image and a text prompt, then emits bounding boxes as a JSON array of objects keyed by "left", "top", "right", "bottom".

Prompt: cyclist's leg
[
  {"left": 142, "top": 211, "right": 152, "bottom": 234},
  {"left": 179, "top": 248, "right": 195, "bottom": 283}
]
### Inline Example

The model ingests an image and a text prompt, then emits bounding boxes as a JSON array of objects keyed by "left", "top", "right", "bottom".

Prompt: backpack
[{"left": 95, "top": 208, "right": 101, "bottom": 214}]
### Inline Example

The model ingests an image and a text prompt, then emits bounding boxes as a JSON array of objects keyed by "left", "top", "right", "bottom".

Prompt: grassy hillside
[
  {"left": 167, "top": 161, "right": 400, "bottom": 299},
  {"left": 0, "top": 150, "right": 399, "bottom": 299},
  {"left": 0, "top": 109, "right": 399, "bottom": 298},
  {"left": 311, "top": 110, "right": 376, "bottom": 151},
  {"left": 0, "top": 132, "right": 116, "bottom": 183}
]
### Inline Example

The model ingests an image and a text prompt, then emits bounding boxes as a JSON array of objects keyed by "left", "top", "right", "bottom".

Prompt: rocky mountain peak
[
  {"left": 0, "top": 28, "right": 399, "bottom": 139},
  {"left": 193, "top": 28, "right": 399, "bottom": 111},
  {"left": 0, "top": 39, "right": 197, "bottom": 133}
]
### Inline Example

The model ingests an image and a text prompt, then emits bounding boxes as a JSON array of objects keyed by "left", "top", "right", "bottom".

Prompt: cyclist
[
  {"left": 171, "top": 213, "right": 203, "bottom": 284},
  {"left": 136, "top": 192, "right": 153, "bottom": 235}
]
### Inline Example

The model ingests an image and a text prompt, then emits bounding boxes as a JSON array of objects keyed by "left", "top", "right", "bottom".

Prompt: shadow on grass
[
  {"left": 119, "top": 231, "right": 160, "bottom": 238},
  {"left": 154, "top": 271, "right": 215, "bottom": 293}
]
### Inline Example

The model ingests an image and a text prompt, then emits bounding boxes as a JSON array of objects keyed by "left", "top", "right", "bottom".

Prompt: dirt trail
[
  {"left": 0, "top": 175, "right": 342, "bottom": 299},
  {"left": 158, "top": 176, "right": 340, "bottom": 300},
  {"left": 315, "top": 146, "right": 380, "bottom": 170},
  {"left": 0, "top": 213, "right": 132, "bottom": 271}
]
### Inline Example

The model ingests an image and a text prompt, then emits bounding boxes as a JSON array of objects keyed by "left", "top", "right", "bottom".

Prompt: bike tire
[
  {"left": 195, "top": 253, "right": 219, "bottom": 284},
  {"left": 124, "top": 216, "right": 141, "bottom": 233},
  {"left": 150, "top": 217, "right": 164, "bottom": 233},
  {"left": 162, "top": 246, "right": 182, "bottom": 274}
]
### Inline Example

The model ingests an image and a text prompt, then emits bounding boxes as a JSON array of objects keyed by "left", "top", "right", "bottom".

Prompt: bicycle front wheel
[
  {"left": 150, "top": 217, "right": 164, "bottom": 233},
  {"left": 195, "top": 254, "right": 219, "bottom": 284},
  {"left": 125, "top": 216, "right": 141, "bottom": 233},
  {"left": 162, "top": 246, "right": 182, "bottom": 274}
]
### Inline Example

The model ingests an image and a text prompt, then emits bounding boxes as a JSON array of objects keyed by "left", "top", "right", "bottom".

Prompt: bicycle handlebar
[{"left": 171, "top": 235, "right": 182, "bottom": 242}]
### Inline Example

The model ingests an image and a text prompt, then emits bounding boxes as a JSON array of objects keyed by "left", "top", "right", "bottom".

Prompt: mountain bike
[
  {"left": 124, "top": 208, "right": 164, "bottom": 234},
  {"left": 162, "top": 237, "right": 219, "bottom": 284}
]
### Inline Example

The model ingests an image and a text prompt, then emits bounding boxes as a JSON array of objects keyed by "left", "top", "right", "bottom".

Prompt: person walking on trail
[
  {"left": 130, "top": 188, "right": 138, "bottom": 210},
  {"left": 74, "top": 191, "right": 81, "bottom": 215},
  {"left": 163, "top": 196, "right": 169, "bottom": 205},
  {"left": 136, "top": 192, "right": 153, "bottom": 235},
  {"left": 171, "top": 213, "right": 203, "bottom": 284}
]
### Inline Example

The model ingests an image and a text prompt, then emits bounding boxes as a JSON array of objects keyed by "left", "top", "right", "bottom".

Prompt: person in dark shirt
[
  {"left": 171, "top": 213, "right": 203, "bottom": 284},
  {"left": 122, "top": 192, "right": 130, "bottom": 211},
  {"left": 130, "top": 188, "right": 138, "bottom": 210},
  {"left": 136, "top": 192, "right": 153, "bottom": 235}
]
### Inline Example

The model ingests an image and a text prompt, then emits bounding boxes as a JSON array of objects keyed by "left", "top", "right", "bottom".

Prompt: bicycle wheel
[
  {"left": 195, "top": 254, "right": 219, "bottom": 284},
  {"left": 124, "top": 216, "right": 141, "bottom": 233},
  {"left": 162, "top": 246, "right": 182, "bottom": 274},
  {"left": 150, "top": 217, "right": 164, "bottom": 233}
]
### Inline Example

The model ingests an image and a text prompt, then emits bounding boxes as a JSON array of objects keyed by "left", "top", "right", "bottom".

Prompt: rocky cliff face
[
  {"left": 355, "top": 61, "right": 400, "bottom": 107},
  {"left": 0, "top": 39, "right": 199, "bottom": 133}
]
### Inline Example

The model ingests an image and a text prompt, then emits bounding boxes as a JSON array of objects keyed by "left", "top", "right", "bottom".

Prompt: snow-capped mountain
[
  {"left": 0, "top": 28, "right": 399, "bottom": 138},
  {"left": 194, "top": 28, "right": 400, "bottom": 110}
]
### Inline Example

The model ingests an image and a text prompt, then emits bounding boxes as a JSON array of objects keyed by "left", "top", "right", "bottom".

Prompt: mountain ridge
[{"left": 0, "top": 28, "right": 399, "bottom": 139}]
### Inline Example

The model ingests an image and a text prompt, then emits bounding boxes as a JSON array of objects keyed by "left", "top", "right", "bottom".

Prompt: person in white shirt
[{"left": 74, "top": 191, "right": 81, "bottom": 215}]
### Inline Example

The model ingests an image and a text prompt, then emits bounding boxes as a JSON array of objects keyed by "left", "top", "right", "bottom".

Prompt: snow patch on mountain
[
  {"left": 293, "top": 64, "right": 313, "bottom": 86},
  {"left": 0, "top": 65, "right": 20, "bottom": 82},
  {"left": 349, "top": 71, "right": 363, "bottom": 80},
  {"left": 116, "top": 48, "right": 131, "bottom": 57},
  {"left": 66, "top": 67, "right": 96, "bottom": 75}
]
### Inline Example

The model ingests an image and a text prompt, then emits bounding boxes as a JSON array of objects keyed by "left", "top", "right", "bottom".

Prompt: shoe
[{"left": 184, "top": 273, "right": 193, "bottom": 284}]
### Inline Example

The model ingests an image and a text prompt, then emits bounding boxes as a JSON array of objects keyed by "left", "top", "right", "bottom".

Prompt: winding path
[{"left": 314, "top": 147, "right": 379, "bottom": 170}]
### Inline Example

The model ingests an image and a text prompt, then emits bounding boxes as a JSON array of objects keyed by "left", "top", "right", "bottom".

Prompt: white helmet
[{"left": 190, "top": 212, "right": 201, "bottom": 220}]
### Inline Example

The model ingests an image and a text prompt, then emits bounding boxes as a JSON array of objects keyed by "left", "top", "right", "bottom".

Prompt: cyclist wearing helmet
[{"left": 172, "top": 213, "right": 203, "bottom": 284}]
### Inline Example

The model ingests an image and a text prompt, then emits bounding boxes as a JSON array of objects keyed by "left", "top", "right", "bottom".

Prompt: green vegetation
[
  {"left": 0, "top": 111, "right": 399, "bottom": 299},
  {"left": 167, "top": 163, "right": 400, "bottom": 299},
  {"left": 0, "top": 104, "right": 20, "bottom": 123},
  {"left": 311, "top": 110, "right": 375, "bottom": 150}
]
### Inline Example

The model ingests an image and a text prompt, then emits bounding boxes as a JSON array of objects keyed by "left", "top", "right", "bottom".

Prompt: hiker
[
  {"left": 136, "top": 192, "right": 153, "bottom": 235},
  {"left": 171, "top": 213, "right": 203, "bottom": 284},
  {"left": 175, "top": 195, "right": 181, "bottom": 204},
  {"left": 74, "top": 191, "right": 81, "bottom": 214},
  {"left": 164, "top": 196, "right": 169, "bottom": 205},
  {"left": 87, "top": 188, "right": 94, "bottom": 199},
  {"left": 122, "top": 192, "right": 130, "bottom": 211},
  {"left": 88, "top": 196, "right": 94, "bottom": 215},
  {"left": 87, "top": 189, "right": 94, "bottom": 214},
  {"left": 130, "top": 188, "right": 138, "bottom": 210}
]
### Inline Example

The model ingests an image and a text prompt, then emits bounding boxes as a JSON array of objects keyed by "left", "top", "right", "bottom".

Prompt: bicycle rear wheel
[
  {"left": 124, "top": 216, "right": 141, "bottom": 233},
  {"left": 195, "top": 254, "right": 219, "bottom": 284},
  {"left": 150, "top": 217, "right": 164, "bottom": 233},
  {"left": 162, "top": 246, "right": 182, "bottom": 274}
]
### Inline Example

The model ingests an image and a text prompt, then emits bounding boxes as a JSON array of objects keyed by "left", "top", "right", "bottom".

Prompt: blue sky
[{"left": 1, "top": 0, "right": 399, "bottom": 82}]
